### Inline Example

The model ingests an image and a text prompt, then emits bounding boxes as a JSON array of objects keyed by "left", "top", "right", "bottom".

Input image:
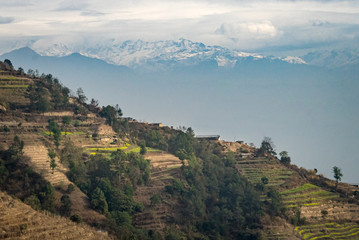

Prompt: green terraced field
[
  {"left": 280, "top": 184, "right": 339, "bottom": 208},
  {"left": 282, "top": 190, "right": 336, "bottom": 199},
  {"left": 0, "top": 84, "right": 29, "bottom": 88},
  {"left": 0, "top": 75, "right": 18, "bottom": 80},
  {"left": 127, "top": 147, "right": 160, "bottom": 153},
  {"left": 281, "top": 184, "right": 319, "bottom": 194},
  {"left": 295, "top": 223, "right": 359, "bottom": 239},
  {"left": 236, "top": 160, "right": 293, "bottom": 187},
  {"left": 87, "top": 146, "right": 160, "bottom": 156}
]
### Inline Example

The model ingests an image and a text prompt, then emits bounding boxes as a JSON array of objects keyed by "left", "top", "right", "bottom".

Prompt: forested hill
[{"left": 0, "top": 59, "right": 359, "bottom": 240}]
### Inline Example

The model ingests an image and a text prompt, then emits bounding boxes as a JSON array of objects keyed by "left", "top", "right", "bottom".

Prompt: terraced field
[
  {"left": 265, "top": 223, "right": 301, "bottom": 240},
  {"left": 280, "top": 184, "right": 339, "bottom": 208},
  {"left": 0, "top": 191, "right": 110, "bottom": 239},
  {"left": 17, "top": 134, "right": 107, "bottom": 225},
  {"left": 295, "top": 222, "right": 359, "bottom": 239},
  {"left": 236, "top": 156, "right": 359, "bottom": 240},
  {"left": 86, "top": 145, "right": 130, "bottom": 155},
  {"left": 236, "top": 157, "right": 293, "bottom": 187},
  {"left": 0, "top": 76, "right": 31, "bottom": 89},
  {"left": 85, "top": 145, "right": 161, "bottom": 156},
  {"left": 133, "top": 152, "right": 185, "bottom": 233},
  {"left": 23, "top": 145, "right": 71, "bottom": 186}
]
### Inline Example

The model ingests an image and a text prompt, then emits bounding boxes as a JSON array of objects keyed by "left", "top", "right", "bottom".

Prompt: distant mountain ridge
[
  {"left": 302, "top": 49, "right": 359, "bottom": 68},
  {"left": 29, "top": 39, "right": 306, "bottom": 70}
]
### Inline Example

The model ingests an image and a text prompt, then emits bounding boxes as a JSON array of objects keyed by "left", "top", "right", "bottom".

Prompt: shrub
[
  {"left": 150, "top": 194, "right": 161, "bottom": 206},
  {"left": 19, "top": 224, "right": 27, "bottom": 234},
  {"left": 70, "top": 214, "right": 82, "bottom": 223},
  {"left": 1, "top": 126, "right": 10, "bottom": 132},
  {"left": 321, "top": 210, "right": 328, "bottom": 218},
  {"left": 67, "top": 183, "right": 75, "bottom": 193},
  {"left": 73, "top": 120, "right": 81, "bottom": 127}
]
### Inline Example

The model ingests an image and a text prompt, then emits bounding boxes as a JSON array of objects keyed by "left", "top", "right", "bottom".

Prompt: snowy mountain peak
[
  {"left": 28, "top": 39, "right": 306, "bottom": 69},
  {"left": 282, "top": 56, "right": 307, "bottom": 64}
]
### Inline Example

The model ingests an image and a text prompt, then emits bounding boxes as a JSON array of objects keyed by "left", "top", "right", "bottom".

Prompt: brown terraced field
[{"left": 0, "top": 191, "right": 111, "bottom": 240}]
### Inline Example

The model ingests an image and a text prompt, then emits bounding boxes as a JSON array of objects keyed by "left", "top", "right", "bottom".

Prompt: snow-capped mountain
[
  {"left": 302, "top": 49, "right": 359, "bottom": 68},
  {"left": 30, "top": 39, "right": 305, "bottom": 70}
]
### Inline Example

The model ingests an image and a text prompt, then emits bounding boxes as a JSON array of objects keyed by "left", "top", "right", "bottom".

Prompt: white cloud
[
  {"left": 216, "top": 21, "right": 279, "bottom": 39},
  {"left": 0, "top": 0, "right": 358, "bottom": 53}
]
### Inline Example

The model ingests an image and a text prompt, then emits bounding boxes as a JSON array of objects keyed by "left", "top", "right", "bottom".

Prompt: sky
[{"left": 1, "top": 0, "right": 359, "bottom": 55}]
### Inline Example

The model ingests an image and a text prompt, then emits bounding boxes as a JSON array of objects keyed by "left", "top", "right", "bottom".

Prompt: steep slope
[
  {"left": 235, "top": 153, "right": 359, "bottom": 239},
  {"left": 22, "top": 139, "right": 107, "bottom": 224},
  {"left": 133, "top": 151, "right": 185, "bottom": 232},
  {"left": 23, "top": 145, "right": 70, "bottom": 186},
  {"left": 0, "top": 190, "right": 111, "bottom": 239}
]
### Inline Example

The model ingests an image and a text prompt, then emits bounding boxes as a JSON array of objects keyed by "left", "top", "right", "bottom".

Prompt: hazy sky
[{"left": 1, "top": 0, "right": 359, "bottom": 55}]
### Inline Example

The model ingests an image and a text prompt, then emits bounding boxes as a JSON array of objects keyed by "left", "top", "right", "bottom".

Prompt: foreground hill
[
  {"left": 0, "top": 60, "right": 359, "bottom": 239},
  {"left": 0, "top": 190, "right": 110, "bottom": 239}
]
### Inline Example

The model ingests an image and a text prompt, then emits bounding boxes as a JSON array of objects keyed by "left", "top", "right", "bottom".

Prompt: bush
[
  {"left": 280, "top": 156, "right": 291, "bottom": 165},
  {"left": 321, "top": 210, "right": 328, "bottom": 218},
  {"left": 70, "top": 214, "right": 82, "bottom": 223},
  {"left": 1, "top": 126, "right": 10, "bottom": 132},
  {"left": 150, "top": 194, "right": 161, "bottom": 206},
  {"left": 67, "top": 183, "right": 75, "bottom": 193},
  {"left": 73, "top": 120, "right": 81, "bottom": 127},
  {"left": 60, "top": 194, "right": 72, "bottom": 217},
  {"left": 291, "top": 209, "right": 306, "bottom": 226},
  {"left": 24, "top": 195, "right": 41, "bottom": 210}
]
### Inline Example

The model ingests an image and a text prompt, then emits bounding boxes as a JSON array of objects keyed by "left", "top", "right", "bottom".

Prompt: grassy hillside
[{"left": 1, "top": 60, "right": 359, "bottom": 239}]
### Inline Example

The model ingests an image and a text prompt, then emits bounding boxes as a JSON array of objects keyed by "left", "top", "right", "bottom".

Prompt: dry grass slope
[{"left": 0, "top": 191, "right": 111, "bottom": 240}]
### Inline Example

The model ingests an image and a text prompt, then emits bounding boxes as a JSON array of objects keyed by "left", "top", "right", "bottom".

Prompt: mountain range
[
  {"left": 18, "top": 38, "right": 358, "bottom": 70},
  {"left": 29, "top": 39, "right": 306, "bottom": 70}
]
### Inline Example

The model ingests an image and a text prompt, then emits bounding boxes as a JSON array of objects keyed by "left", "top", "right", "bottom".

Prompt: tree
[
  {"left": 115, "top": 104, "right": 123, "bottom": 117},
  {"left": 267, "top": 188, "right": 284, "bottom": 217},
  {"left": 279, "top": 151, "right": 291, "bottom": 165},
  {"left": 100, "top": 105, "right": 120, "bottom": 126},
  {"left": 186, "top": 127, "right": 195, "bottom": 137},
  {"left": 333, "top": 166, "right": 343, "bottom": 189},
  {"left": 48, "top": 151, "right": 57, "bottom": 174},
  {"left": 90, "top": 98, "right": 99, "bottom": 107},
  {"left": 91, "top": 187, "right": 109, "bottom": 214},
  {"left": 17, "top": 67, "right": 24, "bottom": 75},
  {"left": 261, "top": 177, "right": 269, "bottom": 185},
  {"left": 60, "top": 194, "right": 72, "bottom": 217},
  {"left": 38, "top": 183, "right": 56, "bottom": 212},
  {"left": 76, "top": 88, "right": 87, "bottom": 104},
  {"left": 28, "top": 85, "right": 51, "bottom": 113},
  {"left": 259, "top": 137, "right": 276, "bottom": 156},
  {"left": 4, "top": 59, "right": 13, "bottom": 68},
  {"left": 62, "top": 116, "right": 71, "bottom": 133},
  {"left": 140, "top": 143, "right": 147, "bottom": 155},
  {"left": 48, "top": 119, "right": 61, "bottom": 148}
]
